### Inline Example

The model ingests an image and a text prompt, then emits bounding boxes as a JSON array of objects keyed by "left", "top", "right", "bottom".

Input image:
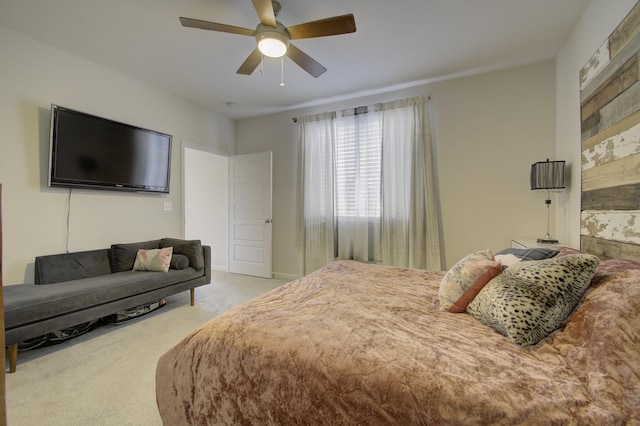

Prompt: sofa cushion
[
  {"left": 111, "top": 240, "right": 161, "bottom": 272},
  {"left": 35, "top": 250, "right": 112, "bottom": 285},
  {"left": 160, "top": 238, "right": 204, "bottom": 270},
  {"left": 4, "top": 268, "right": 205, "bottom": 329},
  {"left": 170, "top": 254, "right": 190, "bottom": 270}
]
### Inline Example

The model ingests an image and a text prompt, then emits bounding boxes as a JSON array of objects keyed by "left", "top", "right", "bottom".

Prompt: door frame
[{"left": 182, "top": 141, "right": 230, "bottom": 271}]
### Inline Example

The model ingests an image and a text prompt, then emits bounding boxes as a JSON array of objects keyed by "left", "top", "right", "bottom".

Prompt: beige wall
[
  {"left": 3, "top": 0, "right": 633, "bottom": 284},
  {"left": 236, "top": 0, "right": 639, "bottom": 277},
  {"left": 432, "top": 63, "right": 556, "bottom": 267},
  {"left": 554, "top": 0, "right": 638, "bottom": 248},
  {"left": 236, "top": 61, "right": 557, "bottom": 275},
  {"left": 0, "top": 26, "right": 234, "bottom": 285}
]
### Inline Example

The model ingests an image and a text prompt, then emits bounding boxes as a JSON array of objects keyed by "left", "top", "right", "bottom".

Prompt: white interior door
[{"left": 228, "top": 152, "right": 273, "bottom": 278}]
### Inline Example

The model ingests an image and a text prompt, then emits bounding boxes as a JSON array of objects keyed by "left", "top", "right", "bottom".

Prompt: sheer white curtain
[
  {"left": 379, "top": 97, "right": 442, "bottom": 270},
  {"left": 295, "top": 112, "right": 336, "bottom": 275},
  {"left": 296, "top": 96, "right": 442, "bottom": 276}
]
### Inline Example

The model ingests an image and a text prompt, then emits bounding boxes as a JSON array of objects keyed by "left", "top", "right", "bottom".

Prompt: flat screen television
[{"left": 48, "top": 104, "right": 172, "bottom": 193}]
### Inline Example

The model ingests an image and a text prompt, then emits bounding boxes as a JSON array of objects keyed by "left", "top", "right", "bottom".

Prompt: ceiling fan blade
[
  {"left": 287, "top": 14, "right": 356, "bottom": 40},
  {"left": 286, "top": 44, "right": 327, "bottom": 78},
  {"left": 179, "top": 17, "right": 255, "bottom": 36},
  {"left": 237, "top": 48, "right": 263, "bottom": 75},
  {"left": 251, "top": 0, "right": 277, "bottom": 27}
]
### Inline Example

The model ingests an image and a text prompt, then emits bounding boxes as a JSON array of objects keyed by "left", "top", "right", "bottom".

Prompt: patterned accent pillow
[
  {"left": 132, "top": 247, "right": 173, "bottom": 273},
  {"left": 467, "top": 254, "right": 600, "bottom": 346},
  {"left": 439, "top": 249, "right": 502, "bottom": 312}
]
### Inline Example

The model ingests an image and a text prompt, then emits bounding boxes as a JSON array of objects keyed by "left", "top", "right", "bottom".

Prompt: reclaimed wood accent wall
[{"left": 580, "top": 1, "right": 640, "bottom": 260}]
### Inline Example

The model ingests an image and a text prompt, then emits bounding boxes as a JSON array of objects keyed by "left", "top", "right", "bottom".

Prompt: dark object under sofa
[{"left": 3, "top": 238, "right": 211, "bottom": 372}]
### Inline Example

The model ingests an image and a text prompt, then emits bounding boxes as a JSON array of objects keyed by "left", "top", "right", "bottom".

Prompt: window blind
[{"left": 334, "top": 115, "right": 381, "bottom": 218}]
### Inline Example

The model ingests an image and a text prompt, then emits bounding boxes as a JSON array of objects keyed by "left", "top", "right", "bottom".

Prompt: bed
[
  {"left": 157, "top": 4, "right": 640, "bottom": 423},
  {"left": 156, "top": 251, "right": 640, "bottom": 424}
]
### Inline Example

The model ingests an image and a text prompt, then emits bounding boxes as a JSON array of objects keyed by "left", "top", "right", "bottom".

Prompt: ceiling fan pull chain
[
  {"left": 280, "top": 56, "right": 285, "bottom": 87},
  {"left": 260, "top": 53, "right": 265, "bottom": 74}
]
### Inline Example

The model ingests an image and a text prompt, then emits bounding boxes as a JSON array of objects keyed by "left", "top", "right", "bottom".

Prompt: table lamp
[{"left": 530, "top": 159, "right": 565, "bottom": 243}]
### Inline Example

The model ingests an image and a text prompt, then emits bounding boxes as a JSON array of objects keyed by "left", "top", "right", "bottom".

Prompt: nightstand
[{"left": 511, "top": 237, "right": 561, "bottom": 249}]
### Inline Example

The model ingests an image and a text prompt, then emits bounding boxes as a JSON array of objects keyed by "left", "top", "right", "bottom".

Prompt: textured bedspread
[{"left": 156, "top": 260, "right": 640, "bottom": 425}]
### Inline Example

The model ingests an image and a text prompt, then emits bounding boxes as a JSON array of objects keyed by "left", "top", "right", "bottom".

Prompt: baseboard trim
[
  {"left": 273, "top": 272, "right": 299, "bottom": 280},
  {"left": 212, "top": 265, "right": 297, "bottom": 280}
]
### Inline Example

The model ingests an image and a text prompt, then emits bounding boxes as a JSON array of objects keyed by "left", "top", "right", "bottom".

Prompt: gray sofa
[{"left": 3, "top": 238, "right": 211, "bottom": 372}]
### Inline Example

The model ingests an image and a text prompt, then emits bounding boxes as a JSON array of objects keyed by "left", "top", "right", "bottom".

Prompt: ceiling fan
[{"left": 179, "top": 0, "right": 356, "bottom": 78}]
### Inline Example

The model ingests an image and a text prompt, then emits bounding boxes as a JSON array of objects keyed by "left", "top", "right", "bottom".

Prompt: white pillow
[{"left": 494, "top": 253, "right": 521, "bottom": 268}]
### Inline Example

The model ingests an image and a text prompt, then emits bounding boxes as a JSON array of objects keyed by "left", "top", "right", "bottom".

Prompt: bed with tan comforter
[{"left": 156, "top": 254, "right": 640, "bottom": 425}]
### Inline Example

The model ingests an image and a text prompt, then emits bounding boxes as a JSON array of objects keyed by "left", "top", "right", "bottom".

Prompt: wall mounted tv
[{"left": 48, "top": 104, "right": 172, "bottom": 193}]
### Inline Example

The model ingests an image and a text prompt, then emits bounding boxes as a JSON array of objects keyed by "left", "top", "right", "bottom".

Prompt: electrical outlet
[{"left": 163, "top": 201, "right": 173, "bottom": 211}]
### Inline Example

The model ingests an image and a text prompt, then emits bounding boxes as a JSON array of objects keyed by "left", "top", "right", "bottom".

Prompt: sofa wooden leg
[
  {"left": 7, "top": 344, "right": 18, "bottom": 373},
  {"left": 190, "top": 288, "right": 195, "bottom": 306}
]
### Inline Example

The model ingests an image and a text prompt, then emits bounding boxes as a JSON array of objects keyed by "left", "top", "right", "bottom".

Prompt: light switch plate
[{"left": 163, "top": 201, "right": 173, "bottom": 211}]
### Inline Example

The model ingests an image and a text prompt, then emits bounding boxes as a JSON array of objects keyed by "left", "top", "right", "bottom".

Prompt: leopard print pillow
[{"left": 466, "top": 253, "right": 600, "bottom": 346}]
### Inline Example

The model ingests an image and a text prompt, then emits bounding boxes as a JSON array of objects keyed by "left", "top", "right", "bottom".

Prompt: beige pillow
[
  {"left": 438, "top": 249, "right": 502, "bottom": 312},
  {"left": 132, "top": 247, "right": 173, "bottom": 273}
]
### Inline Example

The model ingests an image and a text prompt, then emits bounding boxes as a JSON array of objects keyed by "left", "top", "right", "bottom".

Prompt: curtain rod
[{"left": 292, "top": 95, "right": 431, "bottom": 122}]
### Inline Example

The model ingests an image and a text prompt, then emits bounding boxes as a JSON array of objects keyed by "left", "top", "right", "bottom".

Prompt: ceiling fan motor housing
[{"left": 255, "top": 22, "right": 290, "bottom": 57}]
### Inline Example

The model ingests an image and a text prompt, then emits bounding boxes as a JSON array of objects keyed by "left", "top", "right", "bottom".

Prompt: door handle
[{"left": 265, "top": 219, "right": 272, "bottom": 224}]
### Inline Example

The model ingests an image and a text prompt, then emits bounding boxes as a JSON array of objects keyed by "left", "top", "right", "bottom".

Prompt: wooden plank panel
[
  {"left": 580, "top": 39, "right": 610, "bottom": 92},
  {"left": 581, "top": 111, "right": 601, "bottom": 141},
  {"left": 580, "top": 55, "right": 638, "bottom": 120},
  {"left": 582, "top": 108, "right": 640, "bottom": 155},
  {"left": 581, "top": 210, "right": 640, "bottom": 245},
  {"left": 581, "top": 235, "right": 640, "bottom": 260},
  {"left": 582, "top": 151, "right": 640, "bottom": 191},
  {"left": 581, "top": 31, "right": 640, "bottom": 102},
  {"left": 582, "top": 80, "right": 640, "bottom": 142},
  {"left": 581, "top": 120, "right": 640, "bottom": 171},
  {"left": 582, "top": 183, "right": 640, "bottom": 210},
  {"left": 610, "top": 1, "right": 640, "bottom": 59}
]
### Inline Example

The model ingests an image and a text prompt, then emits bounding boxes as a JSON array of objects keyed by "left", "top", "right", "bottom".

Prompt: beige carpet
[{"left": 5, "top": 270, "right": 290, "bottom": 426}]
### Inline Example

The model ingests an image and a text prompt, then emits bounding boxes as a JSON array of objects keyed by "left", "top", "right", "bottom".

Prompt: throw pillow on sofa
[
  {"left": 160, "top": 238, "right": 204, "bottom": 270},
  {"left": 170, "top": 254, "right": 190, "bottom": 270},
  {"left": 111, "top": 240, "right": 161, "bottom": 272},
  {"left": 133, "top": 247, "right": 173, "bottom": 273}
]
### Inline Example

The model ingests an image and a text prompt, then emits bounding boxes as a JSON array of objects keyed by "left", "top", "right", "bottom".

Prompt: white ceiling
[{"left": 0, "top": 0, "right": 590, "bottom": 119}]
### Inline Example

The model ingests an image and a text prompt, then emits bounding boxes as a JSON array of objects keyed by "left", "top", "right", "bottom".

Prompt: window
[
  {"left": 334, "top": 113, "right": 382, "bottom": 218},
  {"left": 296, "top": 95, "right": 442, "bottom": 274}
]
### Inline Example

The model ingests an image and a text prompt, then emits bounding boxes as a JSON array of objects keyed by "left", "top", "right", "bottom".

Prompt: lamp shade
[{"left": 530, "top": 160, "right": 565, "bottom": 191}]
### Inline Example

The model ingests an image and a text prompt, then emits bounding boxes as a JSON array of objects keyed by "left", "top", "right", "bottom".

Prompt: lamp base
[{"left": 537, "top": 237, "right": 558, "bottom": 244}]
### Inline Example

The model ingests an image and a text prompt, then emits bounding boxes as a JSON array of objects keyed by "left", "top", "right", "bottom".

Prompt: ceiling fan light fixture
[
  {"left": 257, "top": 31, "right": 288, "bottom": 58},
  {"left": 180, "top": 1, "right": 356, "bottom": 77}
]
